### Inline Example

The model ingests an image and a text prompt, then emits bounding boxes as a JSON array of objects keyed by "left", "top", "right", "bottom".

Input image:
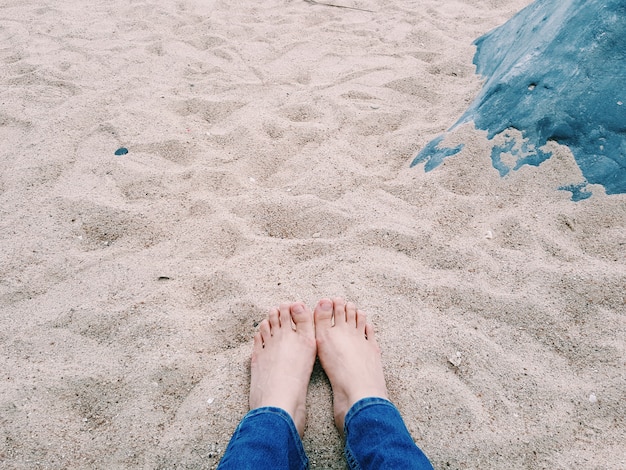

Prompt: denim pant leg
[
  {"left": 344, "top": 397, "right": 434, "bottom": 470},
  {"left": 217, "top": 407, "right": 309, "bottom": 470}
]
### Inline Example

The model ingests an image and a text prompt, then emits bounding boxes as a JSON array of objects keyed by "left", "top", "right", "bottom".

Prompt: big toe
[
  {"left": 314, "top": 298, "right": 334, "bottom": 330},
  {"left": 290, "top": 302, "right": 314, "bottom": 337}
]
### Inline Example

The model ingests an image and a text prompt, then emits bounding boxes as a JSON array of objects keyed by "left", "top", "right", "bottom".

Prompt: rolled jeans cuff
[
  {"left": 218, "top": 406, "right": 308, "bottom": 470},
  {"left": 344, "top": 397, "right": 434, "bottom": 470}
]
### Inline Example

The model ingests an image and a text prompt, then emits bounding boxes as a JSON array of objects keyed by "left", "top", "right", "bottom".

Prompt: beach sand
[{"left": 1, "top": 0, "right": 624, "bottom": 468}]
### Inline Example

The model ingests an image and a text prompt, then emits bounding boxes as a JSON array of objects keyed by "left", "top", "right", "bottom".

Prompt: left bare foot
[{"left": 249, "top": 302, "right": 317, "bottom": 436}]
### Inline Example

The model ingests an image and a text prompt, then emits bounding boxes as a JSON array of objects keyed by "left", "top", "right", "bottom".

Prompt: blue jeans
[{"left": 217, "top": 397, "right": 433, "bottom": 469}]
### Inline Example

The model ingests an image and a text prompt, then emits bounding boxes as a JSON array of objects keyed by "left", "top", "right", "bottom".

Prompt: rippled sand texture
[{"left": 1, "top": 0, "right": 624, "bottom": 468}]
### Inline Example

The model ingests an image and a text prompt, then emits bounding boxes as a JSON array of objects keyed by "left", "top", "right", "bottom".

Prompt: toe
[
  {"left": 278, "top": 303, "right": 293, "bottom": 330},
  {"left": 332, "top": 297, "right": 347, "bottom": 325},
  {"left": 259, "top": 319, "right": 271, "bottom": 343},
  {"left": 291, "top": 302, "right": 314, "bottom": 336},
  {"left": 365, "top": 323, "right": 378, "bottom": 347},
  {"left": 268, "top": 306, "right": 280, "bottom": 331},
  {"left": 346, "top": 302, "right": 357, "bottom": 326},
  {"left": 253, "top": 331, "right": 263, "bottom": 351},
  {"left": 356, "top": 309, "right": 367, "bottom": 332},
  {"left": 314, "top": 298, "right": 334, "bottom": 330}
]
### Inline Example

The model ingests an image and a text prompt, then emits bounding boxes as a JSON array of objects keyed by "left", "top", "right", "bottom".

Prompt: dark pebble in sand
[{"left": 115, "top": 147, "right": 129, "bottom": 156}]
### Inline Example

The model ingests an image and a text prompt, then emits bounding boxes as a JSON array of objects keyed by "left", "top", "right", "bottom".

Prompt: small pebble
[
  {"left": 448, "top": 351, "right": 462, "bottom": 367},
  {"left": 589, "top": 393, "right": 597, "bottom": 403},
  {"left": 207, "top": 397, "right": 215, "bottom": 405},
  {"left": 485, "top": 230, "right": 494, "bottom": 239},
  {"left": 115, "top": 147, "right": 128, "bottom": 156}
]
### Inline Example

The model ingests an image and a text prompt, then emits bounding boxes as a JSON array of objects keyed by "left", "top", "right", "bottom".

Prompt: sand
[{"left": 1, "top": 0, "right": 624, "bottom": 468}]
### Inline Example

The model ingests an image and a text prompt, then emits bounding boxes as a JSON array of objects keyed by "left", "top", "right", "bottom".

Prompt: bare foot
[
  {"left": 314, "top": 297, "right": 389, "bottom": 433},
  {"left": 250, "top": 302, "right": 317, "bottom": 436}
]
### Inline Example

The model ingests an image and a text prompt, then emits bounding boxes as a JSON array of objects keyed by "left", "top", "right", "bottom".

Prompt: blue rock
[
  {"left": 411, "top": 0, "right": 626, "bottom": 200},
  {"left": 115, "top": 147, "right": 129, "bottom": 156}
]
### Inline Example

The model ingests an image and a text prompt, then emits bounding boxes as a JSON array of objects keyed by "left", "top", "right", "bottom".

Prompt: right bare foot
[{"left": 314, "top": 297, "right": 389, "bottom": 434}]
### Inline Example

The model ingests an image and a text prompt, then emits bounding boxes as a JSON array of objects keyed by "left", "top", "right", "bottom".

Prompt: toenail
[
  {"left": 292, "top": 304, "right": 304, "bottom": 314},
  {"left": 320, "top": 300, "right": 332, "bottom": 311}
]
